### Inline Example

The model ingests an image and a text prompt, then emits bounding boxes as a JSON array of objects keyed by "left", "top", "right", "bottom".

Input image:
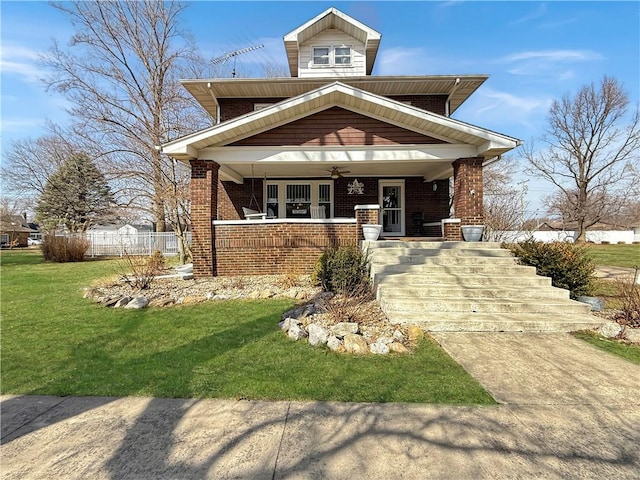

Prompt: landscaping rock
[
  {"left": 326, "top": 336, "right": 342, "bottom": 351},
  {"left": 370, "top": 342, "right": 390, "bottom": 355},
  {"left": 124, "top": 297, "right": 149, "bottom": 309},
  {"left": 343, "top": 333, "right": 368, "bottom": 354},
  {"left": 389, "top": 342, "right": 409, "bottom": 354},
  {"left": 332, "top": 322, "right": 359, "bottom": 337},
  {"left": 282, "top": 306, "right": 305, "bottom": 320},
  {"left": 280, "top": 317, "right": 300, "bottom": 331},
  {"left": 393, "top": 330, "right": 405, "bottom": 342},
  {"left": 577, "top": 296, "right": 606, "bottom": 312},
  {"left": 599, "top": 322, "right": 623, "bottom": 338},
  {"left": 258, "top": 289, "right": 275, "bottom": 299},
  {"left": 377, "top": 336, "right": 394, "bottom": 345},
  {"left": 114, "top": 296, "right": 132, "bottom": 308},
  {"left": 104, "top": 297, "right": 120, "bottom": 307},
  {"left": 624, "top": 328, "right": 640, "bottom": 344},
  {"left": 287, "top": 324, "right": 307, "bottom": 341},
  {"left": 308, "top": 323, "right": 329, "bottom": 346}
]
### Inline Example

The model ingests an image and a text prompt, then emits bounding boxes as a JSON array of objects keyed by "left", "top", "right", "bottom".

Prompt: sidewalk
[{"left": 2, "top": 333, "right": 640, "bottom": 479}]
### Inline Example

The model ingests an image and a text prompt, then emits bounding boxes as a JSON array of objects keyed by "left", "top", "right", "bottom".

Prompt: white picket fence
[{"left": 86, "top": 232, "right": 191, "bottom": 257}]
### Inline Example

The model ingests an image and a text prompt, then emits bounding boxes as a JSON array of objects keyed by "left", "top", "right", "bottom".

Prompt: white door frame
[{"left": 379, "top": 179, "right": 405, "bottom": 236}]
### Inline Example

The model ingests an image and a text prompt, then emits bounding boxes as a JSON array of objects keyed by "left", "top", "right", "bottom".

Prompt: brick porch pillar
[
  {"left": 355, "top": 204, "right": 381, "bottom": 241},
  {"left": 190, "top": 159, "right": 219, "bottom": 277},
  {"left": 452, "top": 157, "right": 484, "bottom": 227}
]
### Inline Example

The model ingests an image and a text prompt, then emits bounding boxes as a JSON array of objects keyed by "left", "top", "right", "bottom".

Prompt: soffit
[{"left": 181, "top": 75, "right": 487, "bottom": 117}]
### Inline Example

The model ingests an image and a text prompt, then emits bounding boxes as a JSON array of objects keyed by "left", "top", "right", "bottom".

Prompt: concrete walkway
[{"left": 2, "top": 334, "right": 640, "bottom": 479}]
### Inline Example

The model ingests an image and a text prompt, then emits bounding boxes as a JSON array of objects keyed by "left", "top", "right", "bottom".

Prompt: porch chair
[
  {"left": 310, "top": 205, "right": 326, "bottom": 219},
  {"left": 242, "top": 207, "right": 268, "bottom": 220}
]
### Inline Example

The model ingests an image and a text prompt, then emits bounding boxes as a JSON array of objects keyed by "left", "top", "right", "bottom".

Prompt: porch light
[
  {"left": 331, "top": 172, "right": 340, "bottom": 180},
  {"left": 433, "top": 182, "right": 438, "bottom": 191}
]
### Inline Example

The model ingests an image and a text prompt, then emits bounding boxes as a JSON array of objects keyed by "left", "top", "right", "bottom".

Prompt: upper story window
[{"left": 312, "top": 45, "right": 352, "bottom": 67}]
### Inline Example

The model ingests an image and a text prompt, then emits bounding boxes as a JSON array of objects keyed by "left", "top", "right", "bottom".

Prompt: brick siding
[{"left": 214, "top": 222, "right": 357, "bottom": 275}]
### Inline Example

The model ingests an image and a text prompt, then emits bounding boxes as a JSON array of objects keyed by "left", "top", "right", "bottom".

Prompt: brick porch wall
[{"left": 213, "top": 222, "right": 357, "bottom": 275}]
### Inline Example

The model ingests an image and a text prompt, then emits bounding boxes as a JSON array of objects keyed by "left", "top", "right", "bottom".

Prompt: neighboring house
[
  {"left": 0, "top": 214, "right": 35, "bottom": 248},
  {"left": 87, "top": 223, "right": 154, "bottom": 247},
  {"left": 162, "top": 7, "right": 521, "bottom": 277}
]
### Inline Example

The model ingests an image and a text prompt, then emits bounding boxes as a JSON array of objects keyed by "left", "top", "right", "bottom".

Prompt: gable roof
[
  {"left": 283, "top": 7, "right": 382, "bottom": 77},
  {"left": 162, "top": 81, "right": 520, "bottom": 161}
]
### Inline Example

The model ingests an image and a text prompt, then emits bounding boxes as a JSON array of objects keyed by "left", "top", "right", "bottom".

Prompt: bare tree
[
  {"left": 525, "top": 76, "right": 640, "bottom": 242},
  {"left": 42, "top": 1, "right": 211, "bottom": 262},
  {"left": 483, "top": 159, "right": 531, "bottom": 241}
]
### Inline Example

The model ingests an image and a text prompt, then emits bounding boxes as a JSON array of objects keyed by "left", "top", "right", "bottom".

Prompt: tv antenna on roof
[{"left": 211, "top": 44, "right": 264, "bottom": 78}]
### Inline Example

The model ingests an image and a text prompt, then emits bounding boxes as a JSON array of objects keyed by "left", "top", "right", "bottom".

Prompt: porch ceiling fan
[{"left": 328, "top": 166, "right": 350, "bottom": 179}]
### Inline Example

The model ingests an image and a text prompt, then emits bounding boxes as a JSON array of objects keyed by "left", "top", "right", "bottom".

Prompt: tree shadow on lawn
[{"left": 1, "top": 305, "right": 281, "bottom": 443}]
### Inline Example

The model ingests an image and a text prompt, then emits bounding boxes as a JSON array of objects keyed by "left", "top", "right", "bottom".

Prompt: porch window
[{"left": 265, "top": 181, "right": 333, "bottom": 218}]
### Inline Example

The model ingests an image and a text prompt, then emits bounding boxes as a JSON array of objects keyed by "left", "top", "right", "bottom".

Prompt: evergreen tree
[{"left": 36, "top": 153, "right": 114, "bottom": 232}]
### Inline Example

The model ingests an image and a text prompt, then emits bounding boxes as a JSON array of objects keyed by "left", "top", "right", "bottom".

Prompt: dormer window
[
  {"left": 313, "top": 47, "right": 330, "bottom": 65},
  {"left": 312, "top": 45, "right": 352, "bottom": 67},
  {"left": 334, "top": 46, "right": 351, "bottom": 65}
]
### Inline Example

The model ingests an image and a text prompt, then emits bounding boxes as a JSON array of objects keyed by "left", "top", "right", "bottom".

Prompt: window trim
[
  {"left": 265, "top": 180, "right": 333, "bottom": 218},
  {"left": 311, "top": 45, "right": 353, "bottom": 68}
]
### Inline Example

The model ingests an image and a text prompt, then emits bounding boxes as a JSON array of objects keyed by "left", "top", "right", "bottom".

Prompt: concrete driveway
[{"left": 2, "top": 333, "right": 639, "bottom": 479}]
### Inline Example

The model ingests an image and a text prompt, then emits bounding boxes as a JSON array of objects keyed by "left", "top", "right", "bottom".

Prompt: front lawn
[
  {"left": 0, "top": 250, "right": 494, "bottom": 404},
  {"left": 588, "top": 244, "right": 640, "bottom": 269},
  {"left": 573, "top": 331, "right": 640, "bottom": 365}
]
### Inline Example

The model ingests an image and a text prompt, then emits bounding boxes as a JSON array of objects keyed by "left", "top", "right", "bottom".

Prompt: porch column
[
  {"left": 190, "top": 159, "right": 220, "bottom": 277},
  {"left": 355, "top": 204, "right": 380, "bottom": 241},
  {"left": 452, "top": 157, "right": 484, "bottom": 226}
]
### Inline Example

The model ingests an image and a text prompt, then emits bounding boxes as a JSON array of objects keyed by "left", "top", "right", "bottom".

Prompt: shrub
[
  {"left": 612, "top": 267, "right": 640, "bottom": 328},
  {"left": 508, "top": 240, "right": 595, "bottom": 298},
  {"left": 311, "top": 245, "right": 370, "bottom": 295},
  {"left": 41, "top": 234, "right": 89, "bottom": 262},
  {"left": 120, "top": 250, "right": 166, "bottom": 290}
]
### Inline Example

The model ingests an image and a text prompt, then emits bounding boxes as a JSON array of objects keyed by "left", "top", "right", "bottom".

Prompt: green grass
[
  {"left": 0, "top": 250, "right": 494, "bottom": 404},
  {"left": 573, "top": 331, "right": 640, "bottom": 365},
  {"left": 587, "top": 244, "right": 640, "bottom": 269}
]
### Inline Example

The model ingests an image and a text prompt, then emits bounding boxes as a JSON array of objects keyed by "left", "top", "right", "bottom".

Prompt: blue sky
[{"left": 1, "top": 1, "right": 639, "bottom": 215}]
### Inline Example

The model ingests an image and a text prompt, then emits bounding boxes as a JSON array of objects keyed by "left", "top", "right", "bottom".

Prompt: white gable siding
[{"left": 299, "top": 29, "right": 366, "bottom": 78}]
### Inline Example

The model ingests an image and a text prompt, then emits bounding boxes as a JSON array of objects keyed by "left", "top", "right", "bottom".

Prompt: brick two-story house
[{"left": 162, "top": 7, "right": 520, "bottom": 277}]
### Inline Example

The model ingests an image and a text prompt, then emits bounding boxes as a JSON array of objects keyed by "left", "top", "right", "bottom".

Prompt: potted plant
[{"left": 461, "top": 225, "right": 484, "bottom": 242}]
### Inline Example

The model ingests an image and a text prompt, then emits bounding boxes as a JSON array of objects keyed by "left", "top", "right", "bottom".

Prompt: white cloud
[
  {"left": 0, "top": 45, "right": 43, "bottom": 83},
  {"left": 498, "top": 49, "right": 604, "bottom": 81},
  {"left": 457, "top": 87, "right": 554, "bottom": 137},
  {"left": 508, "top": 4, "right": 548, "bottom": 26},
  {"left": 500, "top": 49, "right": 603, "bottom": 63}
]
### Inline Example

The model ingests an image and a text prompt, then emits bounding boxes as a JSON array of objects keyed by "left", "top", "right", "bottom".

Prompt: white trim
[
  {"left": 214, "top": 218, "right": 356, "bottom": 226},
  {"left": 354, "top": 204, "right": 380, "bottom": 210}
]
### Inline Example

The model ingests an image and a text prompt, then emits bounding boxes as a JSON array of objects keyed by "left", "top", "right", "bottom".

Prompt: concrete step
[
  {"left": 379, "top": 297, "right": 591, "bottom": 315},
  {"left": 385, "top": 312, "right": 602, "bottom": 333},
  {"left": 368, "top": 247, "right": 515, "bottom": 258},
  {"left": 373, "top": 273, "right": 553, "bottom": 288},
  {"left": 364, "top": 241, "right": 503, "bottom": 250},
  {"left": 376, "top": 284, "right": 570, "bottom": 300},
  {"left": 370, "top": 255, "right": 518, "bottom": 266},
  {"left": 370, "top": 263, "right": 537, "bottom": 276}
]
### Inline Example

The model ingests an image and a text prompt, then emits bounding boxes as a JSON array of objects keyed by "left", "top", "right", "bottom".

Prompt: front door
[{"left": 379, "top": 180, "right": 405, "bottom": 236}]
